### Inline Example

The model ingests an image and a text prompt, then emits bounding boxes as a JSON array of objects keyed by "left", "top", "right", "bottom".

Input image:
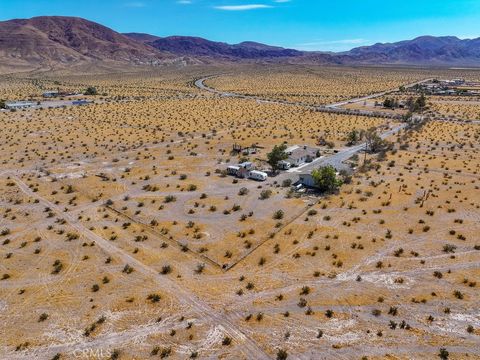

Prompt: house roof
[{"left": 287, "top": 146, "right": 318, "bottom": 161}]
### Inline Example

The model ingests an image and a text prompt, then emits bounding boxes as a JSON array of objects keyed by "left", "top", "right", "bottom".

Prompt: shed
[{"left": 298, "top": 173, "right": 316, "bottom": 187}]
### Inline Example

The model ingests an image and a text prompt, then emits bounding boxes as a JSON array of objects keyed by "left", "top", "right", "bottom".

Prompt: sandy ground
[{"left": 0, "top": 65, "right": 479, "bottom": 360}]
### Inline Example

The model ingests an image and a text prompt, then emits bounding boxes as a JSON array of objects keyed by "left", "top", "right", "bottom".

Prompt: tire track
[{"left": 11, "top": 176, "right": 272, "bottom": 360}]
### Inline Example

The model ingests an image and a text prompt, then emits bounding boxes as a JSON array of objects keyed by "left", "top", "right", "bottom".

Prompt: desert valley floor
[{"left": 0, "top": 65, "right": 479, "bottom": 360}]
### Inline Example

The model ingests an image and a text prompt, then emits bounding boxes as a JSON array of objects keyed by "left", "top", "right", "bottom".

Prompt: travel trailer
[{"left": 249, "top": 170, "right": 268, "bottom": 181}]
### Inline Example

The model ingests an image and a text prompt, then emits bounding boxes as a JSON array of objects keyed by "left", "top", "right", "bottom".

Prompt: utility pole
[{"left": 364, "top": 141, "right": 368, "bottom": 165}]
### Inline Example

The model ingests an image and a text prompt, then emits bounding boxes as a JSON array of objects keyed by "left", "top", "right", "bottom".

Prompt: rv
[
  {"left": 249, "top": 170, "right": 268, "bottom": 181},
  {"left": 227, "top": 165, "right": 240, "bottom": 176},
  {"left": 278, "top": 160, "right": 291, "bottom": 170}
]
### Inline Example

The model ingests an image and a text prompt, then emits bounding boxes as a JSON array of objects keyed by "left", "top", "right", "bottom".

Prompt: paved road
[
  {"left": 324, "top": 78, "right": 433, "bottom": 108},
  {"left": 194, "top": 76, "right": 432, "bottom": 120},
  {"left": 195, "top": 75, "right": 410, "bottom": 178},
  {"left": 288, "top": 123, "right": 406, "bottom": 175}
]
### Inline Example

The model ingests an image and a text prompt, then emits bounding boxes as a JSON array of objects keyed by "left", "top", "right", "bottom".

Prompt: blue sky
[{"left": 2, "top": 0, "right": 480, "bottom": 51}]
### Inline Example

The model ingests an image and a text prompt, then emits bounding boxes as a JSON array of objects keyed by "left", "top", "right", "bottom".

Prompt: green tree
[
  {"left": 84, "top": 87, "right": 98, "bottom": 96},
  {"left": 407, "top": 94, "right": 427, "bottom": 112},
  {"left": 365, "top": 128, "right": 392, "bottom": 153},
  {"left": 276, "top": 349, "right": 288, "bottom": 360},
  {"left": 406, "top": 97, "right": 415, "bottom": 111},
  {"left": 402, "top": 111, "right": 414, "bottom": 121},
  {"left": 311, "top": 165, "right": 343, "bottom": 193},
  {"left": 0, "top": 99, "right": 6, "bottom": 109},
  {"left": 438, "top": 348, "right": 449, "bottom": 360},
  {"left": 383, "top": 98, "right": 394, "bottom": 109},
  {"left": 267, "top": 144, "right": 288, "bottom": 173},
  {"left": 414, "top": 94, "right": 427, "bottom": 111},
  {"left": 346, "top": 129, "right": 360, "bottom": 146}
]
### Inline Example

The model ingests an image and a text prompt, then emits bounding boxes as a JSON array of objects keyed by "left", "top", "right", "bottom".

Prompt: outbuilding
[
  {"left": 5, "top": 101, "right": 35, "bottom": 110},
  {"left": 298, "top": 173, "right": 316, "bottom": 187}
]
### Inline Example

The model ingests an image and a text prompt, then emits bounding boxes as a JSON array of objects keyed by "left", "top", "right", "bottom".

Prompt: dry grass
[{"left": 0, "top": 65, "right": 479, "bottom": 360}]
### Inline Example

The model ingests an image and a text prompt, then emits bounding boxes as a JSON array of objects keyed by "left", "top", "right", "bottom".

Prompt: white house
[{"left": 284, "top": 145, "right": 319, "bottom": 167}]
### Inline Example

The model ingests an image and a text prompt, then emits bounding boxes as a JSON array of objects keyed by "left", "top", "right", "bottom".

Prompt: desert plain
[{"left": 0, "top": 65, "right": 479, "bottom": 360}]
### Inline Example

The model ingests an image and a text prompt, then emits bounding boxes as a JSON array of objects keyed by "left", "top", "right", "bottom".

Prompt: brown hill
[
  {"left": 0, "top": 16, "right": 170, "bottom": 70},
  {"left": 123, "top": 32, "right": 161, "bottom": 44},
  {"left": 138, "top": 35, "right": 303, "bottom": 60},
  {"left": 2, "top": 16, "right": 480, "bottom": 72}
]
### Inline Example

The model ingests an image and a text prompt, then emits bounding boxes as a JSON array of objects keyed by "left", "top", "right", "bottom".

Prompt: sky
[{"left": 2, "top": 0, "right": 480, "bottom": 51}]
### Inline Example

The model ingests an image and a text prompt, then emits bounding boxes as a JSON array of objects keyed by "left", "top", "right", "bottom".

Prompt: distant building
[
  {"left": 442, "top": 78, "right": 464, "bottom": 86},
  {"left": 5, "top": 101, "right": 35, "bottom": 110},
  {"left": 72, "top": 100, "right": 91, "bottom": 106},
  {"left": 43, "top": 91, "right": 59, "bottom": 98}
]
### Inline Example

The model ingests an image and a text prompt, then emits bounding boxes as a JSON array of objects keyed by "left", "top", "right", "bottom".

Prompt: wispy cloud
[
  {"left": 298, "top": 39, "right": 369, "bottom": 46},
  {"left": 177, "top": 0, "right": 192, "bottom": 4},
  {"left": 214, "top": 4, "right": 273, "bottom": 11},
  {"left": 295, "top": 39, "right": 370, "bottom": 51}
]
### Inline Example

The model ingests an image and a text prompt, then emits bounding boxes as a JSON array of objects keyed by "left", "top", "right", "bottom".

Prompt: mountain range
[{"left": 1, "top": 16, "right": 480, "bottom": 72}]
